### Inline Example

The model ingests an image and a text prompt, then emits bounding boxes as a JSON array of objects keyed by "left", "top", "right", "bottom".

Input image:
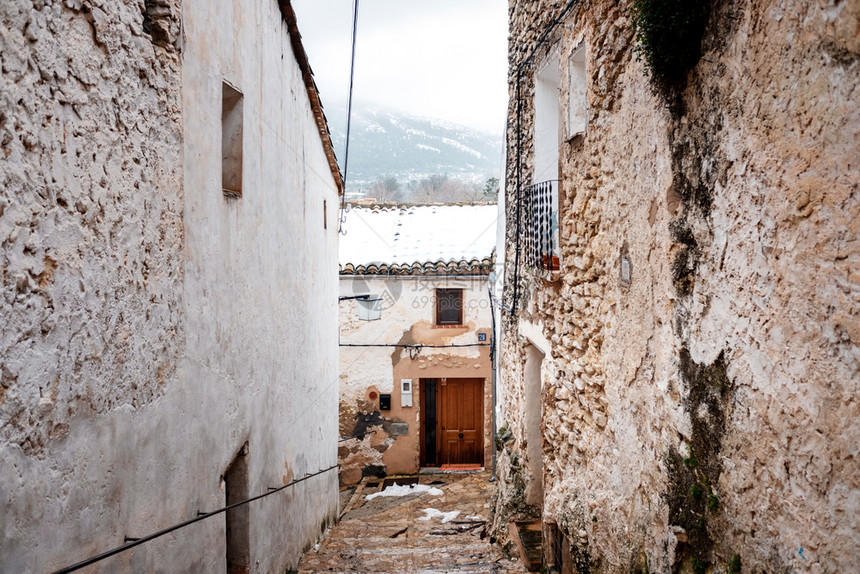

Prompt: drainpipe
[{"left": 488, "top": 286, "right": 498, "bottom": 481}]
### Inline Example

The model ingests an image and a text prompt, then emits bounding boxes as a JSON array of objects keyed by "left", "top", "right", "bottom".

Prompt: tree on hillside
[
  {"left": 413, "top": 174, "right": 450, "bottom": 203},
  {"left": 483, "top": 177, "right": 499, "bottom": 200},
  {"left": 366, "top": 175, "right": 403, "bottom": 202}
]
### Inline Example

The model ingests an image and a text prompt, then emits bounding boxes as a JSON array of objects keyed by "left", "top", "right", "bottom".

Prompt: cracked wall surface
[
  {"left": 0, "top": 0, "right": 184, "bottom": 458},
  {"left": 493, "top": 0, "right": 859, "bottom": 572},
  {"left": 0, "top": 0, "right": 340, "bottom": 572}
]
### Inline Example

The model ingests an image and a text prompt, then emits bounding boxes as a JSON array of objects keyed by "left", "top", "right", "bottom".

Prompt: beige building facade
[
  {"left": 337, "top": 205, "right": 497, "bottom": 484},
  {"left": 493, "top": 1, "right": 859, "bottom": 573}
]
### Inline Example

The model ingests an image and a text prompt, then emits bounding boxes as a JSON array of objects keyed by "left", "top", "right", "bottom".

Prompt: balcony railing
[{"left": 523, "top": 180, "right": 560, "bottom": 271}]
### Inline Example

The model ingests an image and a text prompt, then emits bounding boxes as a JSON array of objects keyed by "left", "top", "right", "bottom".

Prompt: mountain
[{"left": 324, "top": 105, "right": 503, "bottom": 192}]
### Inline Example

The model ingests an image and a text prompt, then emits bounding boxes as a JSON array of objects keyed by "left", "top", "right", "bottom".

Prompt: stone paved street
[{"left": 298, "top": 471, "right": 527, "bottom": 573}]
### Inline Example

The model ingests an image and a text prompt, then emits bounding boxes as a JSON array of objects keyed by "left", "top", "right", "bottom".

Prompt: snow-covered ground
[
  {"left": 418, "top": 508, "right": 461, "bottom": 523},
  {"left": 365, "top": 483, "right": 444, "bottom": 500}
]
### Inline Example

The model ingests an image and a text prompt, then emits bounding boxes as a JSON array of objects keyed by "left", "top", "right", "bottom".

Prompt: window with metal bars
[{"left": 523, "top": 180, "right": 560, "bottom": 271}]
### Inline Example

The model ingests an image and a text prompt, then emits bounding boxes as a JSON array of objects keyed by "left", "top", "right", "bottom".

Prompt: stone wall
[{"left": 493, "top": 0, "right": 859, "bottom": 572}]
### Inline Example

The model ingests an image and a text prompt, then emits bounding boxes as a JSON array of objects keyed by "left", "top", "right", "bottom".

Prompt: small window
[
  {"left": 221, "top": 82, "right": 244, "bottom": 197},
  {"left": 568, "top": 45, "right": 587, "bottom": 138},
  {"left": 534, "top": 53, "right": 560, "bottom": 183},
  {"left": 323, "top": 199, "right": 327, "bottom": 230},
  {"left": 436, "top": 289, "right": 463, "bottom": 326}
]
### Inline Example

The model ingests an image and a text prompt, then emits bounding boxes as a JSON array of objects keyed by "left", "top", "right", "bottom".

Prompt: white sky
[{"left": 291, "top": 0, "right": 509, "bottom": 135}]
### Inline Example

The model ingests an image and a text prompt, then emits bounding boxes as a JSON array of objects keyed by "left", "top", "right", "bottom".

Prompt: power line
[
  {"left": 50, "top": 465, "right": 339, "bottom": 574},
  {"left": 339, "top": 0, "right": 360, "bottom": 234},
  {"left": 339, "top": 343, "right": 490, "bottom": 348}
]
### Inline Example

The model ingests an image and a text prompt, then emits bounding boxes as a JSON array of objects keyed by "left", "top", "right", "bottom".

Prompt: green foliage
[
  {"left": 691, "top": 557, "right": 708, "bottom": 574},
  {"left": 707, "top": 493, "right": 719, "bottom": 511},
  {"left": 483, "top": 177, "right": 500, "bottom": 197},
  {"left": 629, "top": 0, "right": 710, "bottom": 82},
  {"left": 683, "top": 446, "right": 698, "bottom": 469},
  {"left": 728, "top": 554, "right": 742, "bottom": 573},
  {"left": 689, "top": 484, "right": 703, "bottom": 500}
]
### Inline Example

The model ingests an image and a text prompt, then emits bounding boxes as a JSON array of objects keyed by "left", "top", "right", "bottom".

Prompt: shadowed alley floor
[{"left": 297, "top": 471, "right": 528, "bottom": 574}]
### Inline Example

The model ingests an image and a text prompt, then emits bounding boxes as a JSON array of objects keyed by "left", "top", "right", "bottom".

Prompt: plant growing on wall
[{"left": 629, "top": 0, "right": 710, "bottom": 82}]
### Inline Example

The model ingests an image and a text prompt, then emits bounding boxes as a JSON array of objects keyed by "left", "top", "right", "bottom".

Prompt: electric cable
[
  {"left": 50, "top": 465, "right": 339, "bottom": 574},
  {"left": 339, "top": 0, "right": 360, "bottom": 234},
  {"left": 338, "top": 343, "right": 490, "bottom": 348}
]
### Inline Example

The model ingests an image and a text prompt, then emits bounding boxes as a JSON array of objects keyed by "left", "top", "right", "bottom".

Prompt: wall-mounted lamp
[
  {"left": 356, "top": 296, "right": 382, "bottom": 321},
  {"left": 339, "top": 294, "right": 382, "bottom": 320}
]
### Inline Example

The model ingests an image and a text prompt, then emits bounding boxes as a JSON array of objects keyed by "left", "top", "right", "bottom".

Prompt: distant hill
[{"left": 324, "top": 105, "right": 503, "bottom": 192}]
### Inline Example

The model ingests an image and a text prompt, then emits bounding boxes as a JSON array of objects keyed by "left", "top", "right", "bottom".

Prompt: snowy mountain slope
[{"left": 325, "top": 105, "right": 503, "bottom": 186}]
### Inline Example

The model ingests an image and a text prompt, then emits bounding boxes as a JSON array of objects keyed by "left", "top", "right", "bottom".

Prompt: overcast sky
[{"left": 291, "top": 0, "right": 509, "bottom": 135}]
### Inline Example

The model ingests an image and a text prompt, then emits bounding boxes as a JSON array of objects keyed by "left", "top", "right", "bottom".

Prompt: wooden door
[{"left": 438, "top": 378, "right": 484, "bottom": 465}]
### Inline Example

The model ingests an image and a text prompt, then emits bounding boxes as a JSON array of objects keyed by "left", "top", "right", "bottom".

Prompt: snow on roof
[{"left": 339, "top": 204, "right": 497, "bottom": 274}]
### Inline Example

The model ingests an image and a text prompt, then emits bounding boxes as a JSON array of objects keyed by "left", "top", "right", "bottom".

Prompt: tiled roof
[{"left": 339, "top": 204, "right": 497, "bottom": 275}]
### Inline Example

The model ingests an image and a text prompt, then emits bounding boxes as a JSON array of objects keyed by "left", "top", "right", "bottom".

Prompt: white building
[
  {"left": 337, "top": 204, "right": 497, "bottom": 484},
  {"left": 0, "top": 1, "right": 341, "bottom": 572}
]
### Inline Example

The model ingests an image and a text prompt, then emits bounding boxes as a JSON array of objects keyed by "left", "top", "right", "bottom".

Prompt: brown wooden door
[{"left": 438, "top": 378, "right": 484, "bottom": 465}]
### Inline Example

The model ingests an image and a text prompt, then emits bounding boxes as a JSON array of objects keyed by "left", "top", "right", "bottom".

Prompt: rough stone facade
[
  {"left": 1, "top": 0, "right": 184, "bottom": 460},
  {"left": 492, "top": 1, "right": 859, "bottom": 573},
  {"left": 1, "top": 1, "right": 341, "bottom": 572}
]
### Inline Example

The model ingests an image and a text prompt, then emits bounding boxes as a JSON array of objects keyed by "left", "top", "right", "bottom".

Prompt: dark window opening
[
  {"left": 221, "top": 82, "right": 244, "bottom": 197},
  {"left": 436, "top": 288, "right": 463, "bottom": 325},
  {"left": 225, "top": 442, "right": 250, "bottom": 574}
]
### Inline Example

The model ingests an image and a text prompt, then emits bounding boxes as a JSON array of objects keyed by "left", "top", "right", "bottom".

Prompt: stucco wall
[
  {"left": 494, "top": 0, "right": 859, "bottom": 573},
  {"left": 181, "top": 0, "right": 340, "bottom": 570},
  {"left": 0, "top": 0, "right": 339, "bottom": 572},
  {"left": 1, "top": 1, "right": 186, "bottom": 571},
  {"left": 338, "top": 275, "right": 493, "bottom": 483}
]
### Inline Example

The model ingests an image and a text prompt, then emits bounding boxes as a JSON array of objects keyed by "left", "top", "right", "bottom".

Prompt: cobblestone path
[{"left": 297, "top": 471, "right": 527, "bottom": 573}]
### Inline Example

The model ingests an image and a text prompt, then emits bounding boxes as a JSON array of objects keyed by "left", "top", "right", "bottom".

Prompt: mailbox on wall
[
  {"left": 401, "top": 379, "right": 413, "bottom": 407},
  {"left": 379, "top": 394, "right": 391, "bottom": 410}
]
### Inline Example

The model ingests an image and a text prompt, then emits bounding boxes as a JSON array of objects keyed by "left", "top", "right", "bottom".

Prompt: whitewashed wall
[
  {"left": 0, "top": 0, "right": 340, "bottom": 572},
  {"left": 180, "top": 0, "right": 340, "bottom": 570}
]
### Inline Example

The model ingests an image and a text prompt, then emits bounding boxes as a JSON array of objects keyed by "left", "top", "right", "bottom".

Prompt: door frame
[
  {"left": 419, "top": 378, "right": 438, "bottom": 467},
  {"left": 420, "top": 377, "right": 484, "bottom": 467}
]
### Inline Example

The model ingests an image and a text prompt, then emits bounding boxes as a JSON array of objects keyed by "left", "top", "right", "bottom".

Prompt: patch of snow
[
  {"left": 418, "top": 508, "right": 461, "bottom": 523},
  {"left": 416, "top": 144, "right": 441, "bottom": 153},
  {"left": 340, "top": 205, "right": 497, "bottom": 268},
  {"left": 362, "top": 121, "right": 387, "bottom": 134},
  {"left": 466, "top": 515, "right": 482, "bottom": 521},
  {"left": 365, "top": 483, "right": 444, "bottom": 500},
  {"left": 440, "top": 137, "right": 483, "bottom": 159}
]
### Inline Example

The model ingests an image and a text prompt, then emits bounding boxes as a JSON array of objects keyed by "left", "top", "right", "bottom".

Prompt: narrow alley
[
  {"left": 2, "top": 0, "right": 858, "bottom": 572},
  {"left": 298, "top": 472, "right": 527, "bottom": 574}
]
